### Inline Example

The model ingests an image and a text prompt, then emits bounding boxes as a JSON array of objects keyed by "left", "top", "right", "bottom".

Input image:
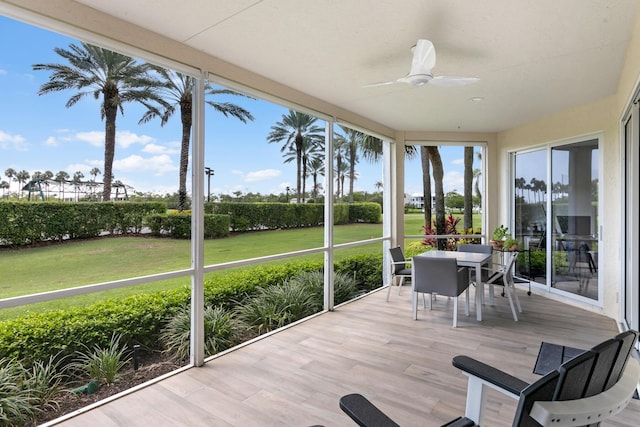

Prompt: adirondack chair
[{"left": 339, "top": 330, "right": 639, "bottom": 427}]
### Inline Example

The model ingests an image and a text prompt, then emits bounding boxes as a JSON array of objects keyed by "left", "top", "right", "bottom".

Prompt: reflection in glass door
[
  {"left": 550, "top": 140, "right": 599, "bottom": 300},
  {"left": 514, "top": 150, "right": 548, "bottom": 285}
]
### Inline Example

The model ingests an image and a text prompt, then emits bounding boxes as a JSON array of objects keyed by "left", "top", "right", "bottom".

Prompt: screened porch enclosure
[{"left": 47, "top": 286, "right": 640, "bottom": 427}]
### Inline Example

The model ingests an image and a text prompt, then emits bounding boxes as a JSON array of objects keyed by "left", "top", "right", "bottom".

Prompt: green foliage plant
[
  {"left": 24, "top": 354, "right": 69, "bottom": 411},
  {"left": 73, "top": 333, "right": 130, "bottom": 385},
  {"left": 0, "top": 201, "right": 165, "bottom": 246},
  {"left": 160, "top": 305, "right": 244, "bottom": 362},
  {"left": 235, "top": 280, "right": 318, "bottom": 336},
  {"left": 0, "top": 255, "right": 383, "bottom": 368},
  {"left": 491, "top": 224, "right": 510, "bottom": 241},
  {"left": 0, "top": 359, "right": 36, "bottom": 425}
]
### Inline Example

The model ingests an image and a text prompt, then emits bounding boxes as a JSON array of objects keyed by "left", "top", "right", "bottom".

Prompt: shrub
[
  {"left": 0, "top": 255, "right": 383, "bottom": 368},
  {"left": 146, "top": 213, "right": 230, "bottom": 238},
  {"left": 334, "top": 253, "right": 383, "bottom": 292},
  {"left": 160, "top": 305, "right": 245, "bottom": 362},
  {"left": 0, "top": 201, "right": 165, "bottom": 246}
]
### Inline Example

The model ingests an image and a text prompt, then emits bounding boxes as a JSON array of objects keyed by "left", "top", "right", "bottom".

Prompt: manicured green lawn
[
  {"left": 0, "top": 223, "right": 384, "bottom": 320},
  {"left": 0, "top": 214, "right": 479, "bottom": 320}
]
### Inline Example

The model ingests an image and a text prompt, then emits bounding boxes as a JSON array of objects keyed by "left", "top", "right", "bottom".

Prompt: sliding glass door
[
  {"left": 550, "top": 140, "right": 599, "bottom": 300},
  {"left": 512, "top": 137, "right": 600, "bottom": 302}
]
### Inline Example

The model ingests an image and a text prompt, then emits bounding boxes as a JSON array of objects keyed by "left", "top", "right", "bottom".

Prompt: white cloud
[
  {"left": 244, "top": 169, "right": 281, "bottom": 182},
  {"left": 75, "top": 131, "right": 104, "bottom": 147},
  {"left": 0, "top": 130, "right": 27, "bottom": 151},
  {"left": 44, "top": 136, "right": 58, "bottom": 146},
  {"left": 0, "top": 68, "right": 7, "bottom": 75},
  {"left": 452, "top": 158, "right": 464, "bottom": 165},
  {"left": 117, "top": 130, "right": 155, "bottom": 148},
  {"left": 113, "top": 154, "right": 177, "bottom": 175},
  {"left": 74, "top": 130, "right": 155, "bottom": 148},
  {"left": 142, "top": 143, "right": 180, "bottom": 155}
]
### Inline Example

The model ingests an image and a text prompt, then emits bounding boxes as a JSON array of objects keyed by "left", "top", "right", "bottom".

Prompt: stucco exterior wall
[{"left": 494, "top": 8, "right": 640, "bottom": 319}]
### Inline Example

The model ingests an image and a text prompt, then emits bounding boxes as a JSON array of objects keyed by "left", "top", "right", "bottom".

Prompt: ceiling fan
[{"left": 366, "top": 39, "right": 479, "bottom": 87}]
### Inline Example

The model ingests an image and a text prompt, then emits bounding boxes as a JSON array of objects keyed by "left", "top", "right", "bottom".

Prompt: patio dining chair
[
  {"left": 485, "top": 250, "right": 522, "bottom": 321},
  {"left": 457, "top": 243, "right": 494, "bottom": 304},
  {"left": 412, "top": 256, "right": 470, "bottom": 327},
  {"left": 386, "top": 246, "right": 412, "bottom": 301}
]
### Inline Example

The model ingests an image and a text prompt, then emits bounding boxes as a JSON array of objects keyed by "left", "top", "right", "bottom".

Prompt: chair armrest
[
  {"left": 453, "top": 355, "right": 529, "bottom": 425},
  {"left": 339, "top": 393, "right": 400, "bottom": 427},
  {"left": 340, "top": 394, "right": 477, "bottom": 427},
  {"left": 453, "top": 355, "right": 529, "bottom": 396}
]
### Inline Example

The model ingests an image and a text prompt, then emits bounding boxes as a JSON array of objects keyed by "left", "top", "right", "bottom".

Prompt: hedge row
[
  {"left": 0, "top": 202, "right": 166, "bottom": 246},
  {"left": 0, "top": 253, "right": 383, "bottom": 365},
  {"left": 206, "top": 202, "right": 381, "bottom": 232},
  {"left": 146, "top": 213, "right": 231, "bottom": 238}
]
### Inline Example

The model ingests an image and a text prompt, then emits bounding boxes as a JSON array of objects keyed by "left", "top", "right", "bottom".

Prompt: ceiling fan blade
[
  {"left": 362, "top": 80, "right": 397, "bottom": 88},
  {"left": 429, "top": 75, "right": 479, "bottom": 87},
  {"left": 409, "top": 39, "right": 436, "bottom": 75}
]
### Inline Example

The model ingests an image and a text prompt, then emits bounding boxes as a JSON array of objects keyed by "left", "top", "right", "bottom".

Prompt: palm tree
[
  {"left": 463, "top": 146, "right": 474, "bottom": 233},
  {"left": 33, "top": 42, "right": 168, "bottom": 201},
  {"left": 426, "top": 146, "right": 446, "bottom": 250},
  {"left": 307, "top": 157, "right": 324, "bottom": 199},
  {"left": 140, "top": 69, "right": 255, "bottom": 210},
  {"left": 55, "top": 171, "right": 70, "bottom": 201},
  {"left": 335, "top": 126, "right": 383, "bottom": 203},
  {"left": 42, "top": 170, "right": 54, "bottom": 200},
  {"left": 16, "top": 170, "right": 30, "bottom": 199},
  {"left": 333, "top": 136, "right": 349, "bottom": 200},
  {"left": 0, "top": 181, "right": 9, "bottom": 198},
  {"left": 283, "top": 137, "right": 323, "bottom": 202},
  {"left": 73, "top": 171, "right": 85, "bottom": 201},
  {"left": 4, "top": 168, "right": 16, "bottom": 194},
  {"left": 267, "top": 110, "right": 324, "bottom": 202},
  {"left": 88, "top": 167, "right": 100, "bottom": 199},
  {"left": 420, "top": 147, "right": 432, "bottom": 228}
]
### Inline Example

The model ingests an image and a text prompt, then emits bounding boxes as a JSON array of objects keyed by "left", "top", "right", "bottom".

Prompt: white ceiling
[{"left": 76, "top": 0, "right": 638, "bottom": 133}]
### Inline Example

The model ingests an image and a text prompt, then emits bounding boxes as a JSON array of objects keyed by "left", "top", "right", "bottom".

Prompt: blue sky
[{"left": 0, "top": 15, "right": 474, "bottom": 198}]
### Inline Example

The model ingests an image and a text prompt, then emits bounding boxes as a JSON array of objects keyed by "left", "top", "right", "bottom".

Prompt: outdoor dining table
[{"left": 416, "top": 250, "right": 493, "bottom": 321}]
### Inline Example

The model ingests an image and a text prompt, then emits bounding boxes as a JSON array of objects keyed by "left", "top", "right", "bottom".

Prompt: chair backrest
[
  {"left": 457, "top": 243, "right": 493, "bottom": 255},
  {"left": 502, "top": 251, "right": 519, "bottom": 286},
  {"left": 412, "top": 256, "right": 466, "bottom": 297},
  {"left": 389, "top": 247, "right": 406, "bottom": 274},
  {"left": 513, "top": 330, "right": 639, "bottom": 427}
]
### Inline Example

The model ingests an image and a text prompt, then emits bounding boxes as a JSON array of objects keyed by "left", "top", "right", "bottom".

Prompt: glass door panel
[
  {"left": 514, "top": 150, "right": 547, "bottom": 284},
  {"left": 551, "top": 140, "right": 599, "bottom": 300}
]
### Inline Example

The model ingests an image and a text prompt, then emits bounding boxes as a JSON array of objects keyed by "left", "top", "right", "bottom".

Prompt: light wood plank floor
[{"left": 50, "top": 285, "right": 639, "bottom": 427}]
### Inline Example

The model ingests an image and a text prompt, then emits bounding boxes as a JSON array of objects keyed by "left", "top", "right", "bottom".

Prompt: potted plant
[
  {"left": 490, "top": 224, "right": 509, "bottom": 249},
  {"left": 503, "top": 235, "right": 519, "bottom": 251}
]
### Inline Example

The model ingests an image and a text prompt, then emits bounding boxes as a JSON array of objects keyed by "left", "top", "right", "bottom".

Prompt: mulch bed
[{"left": 34, "top": 352, "right": 184, "bottom": 425}]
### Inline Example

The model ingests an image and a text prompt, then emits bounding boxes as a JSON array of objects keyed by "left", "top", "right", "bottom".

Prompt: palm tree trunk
[
  {"left": 427, "top": 146, "right": 446, "bottom": 250},
  {"left": 295, "top": 133, "right": 303, "bottom": 202},
  {"left": 420, "top": 147, "right": 432, "bottom": 229},
  {"left": 102, "top": 86, "right": 118, "bottom": 202},
  {"left": 348, "top": 142, "right": 356, "bottom": 203},
  {"left": 179, "top": 98, "right": 192, "bottom": 211},
  {"left": 463, "top": 146, "right": 474, "bottom": 233}
]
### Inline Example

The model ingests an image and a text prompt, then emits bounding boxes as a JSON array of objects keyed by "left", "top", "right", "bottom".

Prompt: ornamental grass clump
[
  {"left": 235, "top": 279, "right": 318, "bottom": 335},
  {"left": 72, "top": 333, "right": 130, "bottom": 385},
  {"left": 160, "top": 305, "right": 245, "bottom": 362},
  {"left": 0, "top": 359, "right": 36, "bottom": 425}
]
